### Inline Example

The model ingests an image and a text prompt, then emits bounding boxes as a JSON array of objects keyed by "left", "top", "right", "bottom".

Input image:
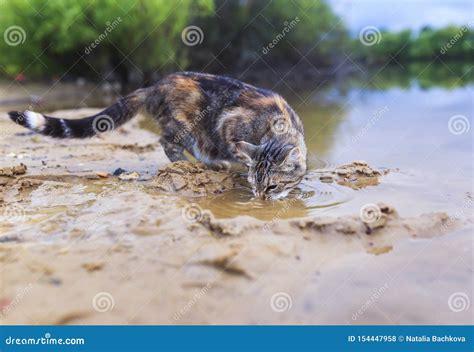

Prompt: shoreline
[{"left": 0, "top": 108, "right": 472, "bottom": 325}]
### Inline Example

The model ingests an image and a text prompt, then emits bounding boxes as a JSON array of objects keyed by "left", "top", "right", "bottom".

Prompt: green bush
[
  {"left": 190, "top": 0, "right": 348, "bottom": 70},
  {"left": 354, "top": 25, "right": 473, "bottom": 65},
  {"left": 0, "top": 0, "right": 214, "bottom": 81},
  {"left": 0, "top": 0, "right": 347, "bottom": 82},
  {"left": 1, "top": 0, "right": 469, "bottom": 83}
]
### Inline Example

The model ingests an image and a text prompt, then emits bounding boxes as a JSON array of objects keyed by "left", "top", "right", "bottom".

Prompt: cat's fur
[{"left": 9, "top": 72, "right": 307, "bottom": 199}]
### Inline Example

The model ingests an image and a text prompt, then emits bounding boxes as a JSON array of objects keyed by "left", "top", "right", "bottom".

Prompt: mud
[
  {"left": 0, "top": 163, "right": 27, "bottom": 177},
  {"left": 150, "top": 161, "right": 240, "bottom": 196},
  {"left": 307, "top": 160, "right": 389, "bottom": 189},
  {"left": 0, "top": 109, "right": 472, "bottom": 325}
]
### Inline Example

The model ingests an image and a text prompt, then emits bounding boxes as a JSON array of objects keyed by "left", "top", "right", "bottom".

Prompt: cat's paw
[{"left": 207, "top": 160, "right": 231, "bottom": 172}]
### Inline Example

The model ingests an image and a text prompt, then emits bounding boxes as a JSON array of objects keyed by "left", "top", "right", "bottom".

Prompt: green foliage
[
  {"left": 355, "top": 29, "right": 412, "bottom": 65},
  {"left": 1, "top": 0, "right": 470, "bottom": 83},
  {"left": 409, "top": 25, "right": 473, "bottom": 60},
  {"left": 0, "top": 0, "right": 214, "bottom": 80},
  {"left": 354, "top": 25, "right": 473, "bottom": 65},
  {"left": 192, "top": 0, "right": 348, "bottom": 70},
  {"left": 0, "top": 0, "right": 347, "bottom": 81}
]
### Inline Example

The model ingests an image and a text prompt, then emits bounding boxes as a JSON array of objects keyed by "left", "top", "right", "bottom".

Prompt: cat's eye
[{"left": 266, "top": 184, "right": 277, "bottom": 192}]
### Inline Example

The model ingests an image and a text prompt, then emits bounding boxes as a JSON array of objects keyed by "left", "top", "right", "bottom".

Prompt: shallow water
[
  {"left": 1, "top": 66, "right": 472, "bottom": 326},
  {"left": 1, "top": 64, "right": 472, "bottom": 221},
  {"left": 192, "top": 66, "right": 472, "bottom": 219},
  {"left": 196, "top": 180, "right": 352, "bottom": 221}
]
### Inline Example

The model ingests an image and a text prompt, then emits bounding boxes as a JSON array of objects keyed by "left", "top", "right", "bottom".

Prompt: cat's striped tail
[{"left": 8, "top": 87, "right": 151, "bottom": 138}]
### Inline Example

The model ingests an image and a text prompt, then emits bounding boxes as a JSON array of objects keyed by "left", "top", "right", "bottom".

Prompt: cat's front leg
[
  {"left": 228, "top": 141, "right": 259, "bottom": 167},
  {"left": 159, "top": 137, "right": 188, "bottom": 162},
  {"left": 205, "top": 160, "right": 232, "bottom": 172}
]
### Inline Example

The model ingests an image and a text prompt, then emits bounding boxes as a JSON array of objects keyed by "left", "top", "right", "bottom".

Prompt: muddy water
[
  {"left": 195, "top": 180, "right": 352, "bottom": 221},
  {"left": 0, "top": 67, "right": 472, "bottom": 325},
  {"left": 1, "top": 70, "right": 473, "bottom": 222},
  {"left": 133, "top": 68, "right": 473, "bottom": 221}
]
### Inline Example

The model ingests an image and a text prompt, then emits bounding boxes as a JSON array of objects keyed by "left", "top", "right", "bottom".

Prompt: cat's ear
[
  {"left": 235, "top": 141, "right": 259, "bottom": 165},
  {"left": 280, "top": 146, "right": 302, "bottom": 165}
]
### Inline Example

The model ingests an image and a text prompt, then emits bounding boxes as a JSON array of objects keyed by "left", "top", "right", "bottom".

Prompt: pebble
[
  {"left": 319, "top": 174, "right": 334, "bottom": 183},
  {"left": 113, "top": 168, "right": 127, "bottom": 176},
  {"left": 118, "top": 171, "right": 140, "bottom": 181},
  {"left": 95, "top": 171, "right": 109, "bottom": 178}
]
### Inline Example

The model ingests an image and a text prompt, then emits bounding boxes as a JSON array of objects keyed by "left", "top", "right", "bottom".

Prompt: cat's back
[
  {"left": 158, "top": 71, "right": 273, "bottom": 103},
  {"left": 155, "top": 72, "right": 303, "bottom": 138}
]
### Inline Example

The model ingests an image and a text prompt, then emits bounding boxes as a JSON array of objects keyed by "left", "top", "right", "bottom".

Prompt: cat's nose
[{"left": 255, "top": 191, "right": 267, "bottom": 200}]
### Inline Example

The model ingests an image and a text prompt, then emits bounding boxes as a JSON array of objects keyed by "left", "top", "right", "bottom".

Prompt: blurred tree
[
  {"left": 0, "top": 0, "right": 214, "bottom": 84},
  {"left": 0, "top": 0, "right": 471, "bottom": 85},
  {"left": 191, "top": 0, "right": 349, "bottom": 72},
  {"left": 409, "top": 25, "right": 473, "bottom": 60},
  {"left": 353, "top": 25, "right": 473, "bottom": 65},
  {"left": 356, "top": 29, "right": 413, "bottom": 65},
  {"left": 0, "top": 0, "right": 348, "bottom": 84}
]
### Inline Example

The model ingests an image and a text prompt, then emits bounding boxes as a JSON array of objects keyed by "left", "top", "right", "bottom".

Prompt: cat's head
[{"left": 235, "top": 140, "right": 307, "bottom": 199}]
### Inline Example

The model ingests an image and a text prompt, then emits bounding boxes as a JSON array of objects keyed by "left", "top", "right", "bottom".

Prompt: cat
[{"left": 9, "top": 72, "right": 307, "bottom": 199}]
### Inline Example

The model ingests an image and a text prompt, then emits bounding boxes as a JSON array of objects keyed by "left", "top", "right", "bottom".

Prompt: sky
[{"left": 327, "top": 0, "right": 474, "bottom": 32}]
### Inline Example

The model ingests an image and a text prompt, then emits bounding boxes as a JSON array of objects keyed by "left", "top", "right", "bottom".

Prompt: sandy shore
[{"left": 0, "top": 109, "right": 472, "bottom": 325}]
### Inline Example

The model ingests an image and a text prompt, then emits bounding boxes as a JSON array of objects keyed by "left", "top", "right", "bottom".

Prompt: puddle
[{"left": 195, "top": 177, "right": 352, "bottom": 221}]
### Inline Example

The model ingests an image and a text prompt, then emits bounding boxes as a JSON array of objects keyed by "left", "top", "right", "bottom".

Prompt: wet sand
[{"left": 0, "top": 109, "right": 472, "bottom": 325}]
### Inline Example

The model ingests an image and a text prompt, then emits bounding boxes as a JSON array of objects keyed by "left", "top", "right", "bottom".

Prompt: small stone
[
  {"left": 319, "top": 174, "right": 334, "bottom": 183},
  {"left": 113, "top": 168, "right": 127, "bottom": 176},
  {"left": 82, "top": 262, "right": 104, "bottom": 272},
  {"left": 378, "top": 202, "right": 396, "bottom": 215},
  {"left": 95, "top": 171, "right": 109, "bottom": 178},
  {"left": 118, "top": 171, "right": 140, "bottom": 181},
  {"left": 367, "top": 245, "right": 393, "bottom": 255},
  {"left": 48, "top": 277, "right": 62, "bottom": 286},
  {"left": 335, "top": 169, "right": 349, "bottom": 176},
  {"left": 353, "top": 160, "right": 368, "bottom": 166}
]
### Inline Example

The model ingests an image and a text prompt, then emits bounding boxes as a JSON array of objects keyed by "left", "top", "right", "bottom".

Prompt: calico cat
[{"left": 9, "top": 72, "right": 307, "bottom": 199}]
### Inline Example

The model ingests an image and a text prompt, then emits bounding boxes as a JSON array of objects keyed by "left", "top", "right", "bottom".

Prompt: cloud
[{"left": 328, "top": 0, "right": 473, "bottom": 32}]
